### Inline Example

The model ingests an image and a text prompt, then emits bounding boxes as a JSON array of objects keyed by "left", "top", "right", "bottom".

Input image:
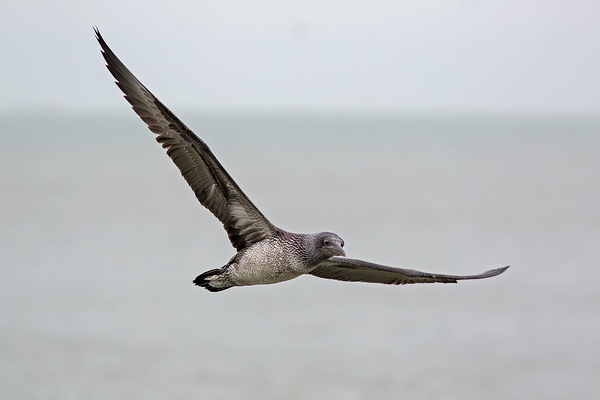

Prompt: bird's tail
[{"left": 193, "top": 268, "right": 232, "bottom": 292}]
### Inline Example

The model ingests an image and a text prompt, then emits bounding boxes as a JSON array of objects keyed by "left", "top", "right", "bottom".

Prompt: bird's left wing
[
  {"left": 95, "top": 28, "right": 279, "bottom": 250},
  {"left": 310, "top": 257, "right": 509, "bottom": 285}
]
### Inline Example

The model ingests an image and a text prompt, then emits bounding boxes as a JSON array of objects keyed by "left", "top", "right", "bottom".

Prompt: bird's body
[
  {"left": 199, "top": 233, "right": 314, "bottom": 290},
  {"left": 95, "top": 28, "right": 508, "bottom": 292}
]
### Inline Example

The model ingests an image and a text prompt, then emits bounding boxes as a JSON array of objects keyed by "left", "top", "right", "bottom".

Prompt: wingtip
[
  {"left": 483, "top": 265, "right": 510, "bottom": 278},
  {"left": 93, "top": 27, "right": 106, "bottom": 53},
  {"left": 93, "top": 27, "right": 111, "bottom": 53}
]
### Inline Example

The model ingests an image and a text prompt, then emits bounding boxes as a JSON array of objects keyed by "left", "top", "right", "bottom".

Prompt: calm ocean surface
[{"left": 1, "top": 111, "right": 599, "bottom": 399}]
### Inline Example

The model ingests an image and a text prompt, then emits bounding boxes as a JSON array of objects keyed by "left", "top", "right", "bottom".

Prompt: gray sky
[{"left": 2, "top": 0, "right": 599, "bottom": 114}]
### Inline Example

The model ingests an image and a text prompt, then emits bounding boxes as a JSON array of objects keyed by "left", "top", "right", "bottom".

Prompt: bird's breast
[{"left": 226, "top": 239, "right": 312, "bottom": 286}]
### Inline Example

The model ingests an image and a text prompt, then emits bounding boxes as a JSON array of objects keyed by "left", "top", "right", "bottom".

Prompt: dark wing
[
  {"left": 310, "top": 257, "right": 509, "bottom": 285},
  {"left": 95, "top": 28, "right": 279, "bottom": 250}
]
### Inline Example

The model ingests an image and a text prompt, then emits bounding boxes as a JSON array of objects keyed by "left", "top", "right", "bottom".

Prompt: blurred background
[{"left": 1, "top": 1, "right": 599, "bottom": 399}]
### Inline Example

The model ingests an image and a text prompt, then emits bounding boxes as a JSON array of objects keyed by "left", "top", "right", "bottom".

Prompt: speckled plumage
[
  {"left": 96, "top": 29, "right": 509, "bottom": 292},
  {"left": 213, "top": 234, "right": 311, "bottom": 288}
]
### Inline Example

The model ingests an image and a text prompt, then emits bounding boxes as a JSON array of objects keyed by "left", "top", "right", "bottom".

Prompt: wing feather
[
  {"left": 310, "top": 257, "right": 509, "bottom": 285},
  {"left": 95, "top": 28, "right": 279, "bottom": 250}
]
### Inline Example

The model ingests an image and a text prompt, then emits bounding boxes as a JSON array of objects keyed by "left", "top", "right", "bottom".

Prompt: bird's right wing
[
  {"left": 310, "top": 257, "right": 509, "bottom": 285},
  {"left": 95, "top": 29, "right": 279, "bottom": 250}
]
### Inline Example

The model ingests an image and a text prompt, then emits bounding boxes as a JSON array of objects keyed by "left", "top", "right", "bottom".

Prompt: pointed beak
[{"left": 333, "top": 244, "right": 346, "bottom": 257}]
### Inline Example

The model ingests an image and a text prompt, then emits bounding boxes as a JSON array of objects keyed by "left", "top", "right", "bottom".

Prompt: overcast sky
[{"left": 2, "top": 0, "right": 599, "bottom": 114}]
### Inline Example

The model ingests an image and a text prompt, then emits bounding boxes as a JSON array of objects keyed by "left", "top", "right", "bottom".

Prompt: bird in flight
[{"left": 95, "top": 28, "right": 508, "bottom": 292}]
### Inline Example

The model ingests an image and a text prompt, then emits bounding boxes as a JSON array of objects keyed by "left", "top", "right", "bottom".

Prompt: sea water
[{"left": 1, "top": 111, "right": 599, "bottom": 399}]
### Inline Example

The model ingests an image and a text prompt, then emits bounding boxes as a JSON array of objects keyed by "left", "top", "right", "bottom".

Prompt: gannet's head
[{"left": 312, "top": 232, "right": 346, "bottom": 259}]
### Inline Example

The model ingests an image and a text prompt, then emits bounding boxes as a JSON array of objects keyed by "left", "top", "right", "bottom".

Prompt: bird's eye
[
  {"left": 324, "top": 240, "right": 331, "bottom": 246},
  {"left": 341, "top": 242, "right": 344, "bottom": 247}
]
